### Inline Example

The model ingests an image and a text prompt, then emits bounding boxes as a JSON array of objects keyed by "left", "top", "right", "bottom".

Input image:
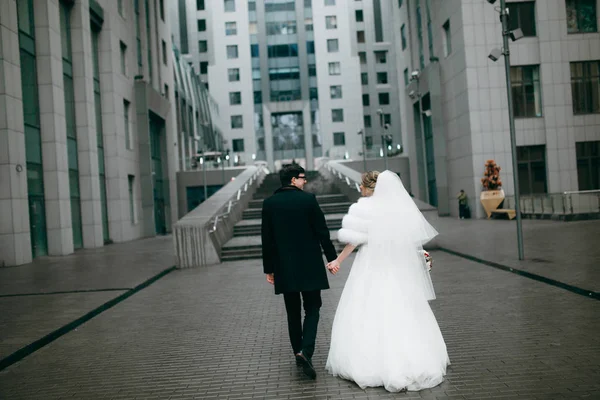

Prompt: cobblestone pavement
[
  {"left": 1, "top": 251, "right": 599, "bottom": 399},
  {"left": 429, "top": 216, "right": 600, "bottom": 293}
]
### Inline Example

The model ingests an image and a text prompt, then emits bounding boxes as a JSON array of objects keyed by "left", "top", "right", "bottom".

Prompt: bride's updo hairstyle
[{"left": 361, "top": 171, "right": 380, "bottom": 195}]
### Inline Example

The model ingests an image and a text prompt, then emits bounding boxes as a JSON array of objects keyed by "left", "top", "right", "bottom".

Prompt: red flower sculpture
[{"left": 481, "top": 160, "right": 502, "bottom": 190}]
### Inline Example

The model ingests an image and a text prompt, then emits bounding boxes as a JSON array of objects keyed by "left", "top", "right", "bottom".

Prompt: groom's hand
[{"left": 266, "top": 273, "right": 275, "bottom": 285}]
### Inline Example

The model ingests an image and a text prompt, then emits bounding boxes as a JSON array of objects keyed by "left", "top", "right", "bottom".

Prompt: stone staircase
[{"left": 221, "top": 171, "right": 352, "bottom": 262}]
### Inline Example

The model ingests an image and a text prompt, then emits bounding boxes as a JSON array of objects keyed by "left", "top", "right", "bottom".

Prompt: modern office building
[
  {"left": 394, "top": 0, "right": 600, "bottom": 217},
  {"left": 1, "top": 0, "right": 180, "bottom": 266},
  {"left": 348, "top": 0, "right": 405, "bottom": 158},
  {"left": 171, "top": 0, "right": 365, "bottom": 170}
]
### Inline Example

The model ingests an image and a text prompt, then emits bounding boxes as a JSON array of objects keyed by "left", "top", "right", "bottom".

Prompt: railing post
[{"left": 570, "top": 193, "right": 574, "bottom": 214}]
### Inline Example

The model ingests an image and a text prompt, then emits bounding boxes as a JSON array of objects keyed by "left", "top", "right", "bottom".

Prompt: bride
[{"left": 325, "top": 170, "right": 449, "bottom": 392}]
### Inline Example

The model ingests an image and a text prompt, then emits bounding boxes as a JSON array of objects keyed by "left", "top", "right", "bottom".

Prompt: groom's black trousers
[{"left": 283, "top": 290, "right": 322, "bottom": 359}]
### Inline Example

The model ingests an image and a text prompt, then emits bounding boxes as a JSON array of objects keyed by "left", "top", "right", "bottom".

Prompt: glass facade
[
  {"left": 92, "top": 23, "right": 110, "bottom": 243},
  {"left": 60, "top": 0, "right": 83, "bottom": 249},
  {"left": 247, "top": 1, "right": 323, "bottom": 161},
  {"left": 17, "top": 0, "right": 48, "bottom": 258}
]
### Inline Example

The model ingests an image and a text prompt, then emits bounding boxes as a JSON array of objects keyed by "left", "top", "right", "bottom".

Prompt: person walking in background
[
  {"left": 457, "top": 190, "right": 469, "bottom": 219},
  {"left": 261, "top": 164, "right": 339, "bottom": 379}
]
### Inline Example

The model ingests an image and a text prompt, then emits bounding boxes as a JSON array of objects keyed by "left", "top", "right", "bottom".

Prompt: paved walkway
[
  {"left": 0, "top": 216, "right": 599, "bottom": 399},
  {"left": 428, "top": 216, "right": 600, "bottom": 294},
  {"left": 1, "top": 250, "right": 599, "bottom": 399}
]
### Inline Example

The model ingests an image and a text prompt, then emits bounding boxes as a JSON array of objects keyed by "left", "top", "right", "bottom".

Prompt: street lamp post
[
  {"left": 376, "top": 109, "right": 389, "bottom": 170},
  {"left": 358, "top": 129, "right": 367, "bottom": 172},
  {"left": 410, "top": 72, "right": 430, "bottom": 202},
  {"left": 488, "top": 0, "right": 525, "bottom": 260}
]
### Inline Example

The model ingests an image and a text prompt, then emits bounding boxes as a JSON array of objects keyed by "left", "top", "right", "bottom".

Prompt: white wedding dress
[{"left": 326, "top": 171, "right": 450, "bottom": 392}]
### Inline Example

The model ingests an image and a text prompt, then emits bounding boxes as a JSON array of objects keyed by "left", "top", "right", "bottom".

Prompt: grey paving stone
[{"left": 0, "top": 251, "right": 599, "bottom": 399}]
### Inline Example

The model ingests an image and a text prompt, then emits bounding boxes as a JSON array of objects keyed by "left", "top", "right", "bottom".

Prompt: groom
[{"left": 261, "top": 164, "right": 339, "bottom": 379}]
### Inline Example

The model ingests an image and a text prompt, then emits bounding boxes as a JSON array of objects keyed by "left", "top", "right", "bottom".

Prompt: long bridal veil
[{"left": 367, "top": 170, "right": 438, "bottom": 301}]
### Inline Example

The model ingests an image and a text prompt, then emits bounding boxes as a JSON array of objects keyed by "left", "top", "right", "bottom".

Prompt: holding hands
[{"left": 327, "top": 259, "right": 341, "bottom": 275}]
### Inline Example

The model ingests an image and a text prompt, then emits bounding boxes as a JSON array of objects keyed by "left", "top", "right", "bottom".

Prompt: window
[
  {"left": 198, "top": 19, "right": 206, "bottom": 31},
  {"left": 507, "top": 2, "right": 536, "bottom": 36},
  {"left": 365, "top": 136, "right": 373, "bottom": 149},
  {"left": 443, "top": 20, "right": 452, "bottom": 56},
  {"left": 326, "top": 16, "right": 337, "bottom": 29},
  {"left": 197, "top": 0, "right": 205, "bottom": 10},
  {"left": 198, "top": 40, "right": 208, "bottom": 53},
  {"left": 231, "top": 115, "right": 243, "bottom": 128},
  {"left": 330, "top": 85, "right": 342, "bottom": 99},
  {"left": 377, "top": 72, "right": 388, "bottom": 84},
  {"left": 200, "top": 61, "right": 208, "bottom": 74},
  {"left": 308, "top": 64, "right": 317, "bottom": 76},
  {"left": 576, "top": 141, "right": 600, "bottom": 190},
  {"left": 328, "top": 62, "right": 341, "bottom": 75},
  {"left": 229, "top": 92, "right": 242, "bottom": 105},
  {"left": 252, "top": 68, "right": 260, "bottom": 80},
  {"left": 164, "top": 84, "right": 169, "bottom": 99},
  {"left": 254, "top": 91, "right": 262, "bottom": 104},
  {"left": 333, "top": 132, "right": 345, "bottom": 146},
  {"left": 120, "top": 41, "right": 127, "bottom": 75},
  {"left": 128, "top": 175, "right": 135, "bottom": 223},
  {"left": 124, "top": 100, "right": 131, "bottom": 149},
  {"left": 401, "top": 24, "right": 407, "bottom": 50},
  {"left": 224, "top": 0, "right": 235, "bottom": 12},
  {"left": 161, "top": 40, "right": 167, "bottom": 65},
  {"left": 356, "top": 10, "right": 364, "bottom": 22},
  {"left": 362, "top": 94, "right": 370, "bottom": 106},
  {"left": 511, "top": 65, "right": 542, "bottom": 118},
  {"left": 383, "top": 113, "right": 391, "bottom": 125},
  {"left": 327, "top": 39, "right": 339, "bottom": 52},
  {"left": 359, "top": 52, "right": 367, "bottom": 64},
  {"left": 159, "top": 0, "right": 165, "bottom": 21},
  {"left": 566, "top": 0, "right": 597, "bottom": 33},
  {"left": 306, "top": 41, "right": 315, "bottom": 54},
  {"left": 398, "top": 0, "right": 403, "bottom": 7},
  {"left": 364, "top": 115, "right": 372, "bottom": 127},
  {"left": 361, "top": 72, "right": 368, "bottom": 85},
  {"left": 227, "top": 45, "right": 238, "bottom": 59},
  {"left": 233, "top": 139, "right": 245, "bottom": 152},
  {"left": 118, "top": 0, "right": 124, "bottom": 16},
  {"left": 375, "top": 51, "right": 387, "bottom": 63},
  {"left": 378, "top": 92, "right": 390, "bottom": 105},
  {"left": 310, "top": 87, "right": 319, "bottom": 100},
  {"left": 404, "top": 68, "right": 409, "bottom": 86},
  {"left": 332, "top": 109, "right": 344, "bottom": 122},
  {"left": 249, "top": 22, "right": 258, "bottom": 34},
  {"left": 517, "top": 145, "right": 547, "bottom": 194},
  {"left": 226, "top": 21, "right": 237, "bottom": 35},
  {"left": 325, "top": 0, "right": 336, "bottom": 4},
  {"left": 571, "top": 61, "right": 600, "bottom": 114},
  {"left": 251, "top": 44, "right": 260, "bottom": 57},
  {"left": 228, "top": 68, "right": 240, "bottom": 81},
  {"left": 357, "top": 31, "right": 366, "bottom": 43}
]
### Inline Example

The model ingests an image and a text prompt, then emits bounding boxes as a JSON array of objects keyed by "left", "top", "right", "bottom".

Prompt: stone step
[
  {"left": 233, "top": 223, "right": 342, "bottom": 237},
  {"left": 248, "top": 194, "right": 350, "bottom": 208},
  {"left": 242, "top": 204, "right": 350, "bottom": 220},
  {"left": 235, "top": 213, "right": 345, "bottom": 229}
]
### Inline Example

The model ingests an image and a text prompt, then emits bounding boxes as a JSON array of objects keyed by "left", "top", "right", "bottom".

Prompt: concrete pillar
[
  {"left": 71, "top": 0, "right": 103, "bottom": 248},
  {"left": 35, "top": 0, "right": 74, "bottom": 255},
  {"left": 0, "top": 0, "right": 32, "bottom": 266}
]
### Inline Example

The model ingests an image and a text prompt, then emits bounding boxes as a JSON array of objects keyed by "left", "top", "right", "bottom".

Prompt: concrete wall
[
  {"left": 176, "top": 167, "right": 247, "bottom": 219},
  {"left": 336, "top": 155, "right": 412, "bottom": 192}
]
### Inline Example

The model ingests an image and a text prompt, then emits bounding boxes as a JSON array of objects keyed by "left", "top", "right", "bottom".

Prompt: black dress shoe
[
  {"left": 295, "top": 354, "right": 304, "bottom": 366},
  {"left": 296, "top": 353, "right": 316, "bottom": 379}
]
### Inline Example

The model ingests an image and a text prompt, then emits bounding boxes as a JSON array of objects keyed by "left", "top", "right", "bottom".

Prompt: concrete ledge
[{"left": 173, "top": 166, "right": 268, "bottom": 268}]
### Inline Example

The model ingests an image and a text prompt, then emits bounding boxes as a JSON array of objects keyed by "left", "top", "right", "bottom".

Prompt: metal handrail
[
  {"left": 504, "top": 190, "right": 600, "bottom": 215},
  {"left": 208, "top": 168, "right": 266, "bottom": 233},
  {"left": 327, "top": 163, "right": 361, "bottom": 193}
]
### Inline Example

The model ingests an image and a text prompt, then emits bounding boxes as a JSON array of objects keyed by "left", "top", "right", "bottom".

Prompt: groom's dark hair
[{"left": 280, "top": 164, "right": 305, "bottom": 186}]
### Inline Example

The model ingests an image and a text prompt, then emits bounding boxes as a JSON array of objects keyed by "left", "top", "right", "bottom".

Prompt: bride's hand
[{"left": 327, "top": 259, "right": 341, "bottom": 275}]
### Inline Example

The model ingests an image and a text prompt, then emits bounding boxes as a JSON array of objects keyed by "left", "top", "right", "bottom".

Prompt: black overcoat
[{"left": 261, "top": 186, "right": 337, "bottom": 294}]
